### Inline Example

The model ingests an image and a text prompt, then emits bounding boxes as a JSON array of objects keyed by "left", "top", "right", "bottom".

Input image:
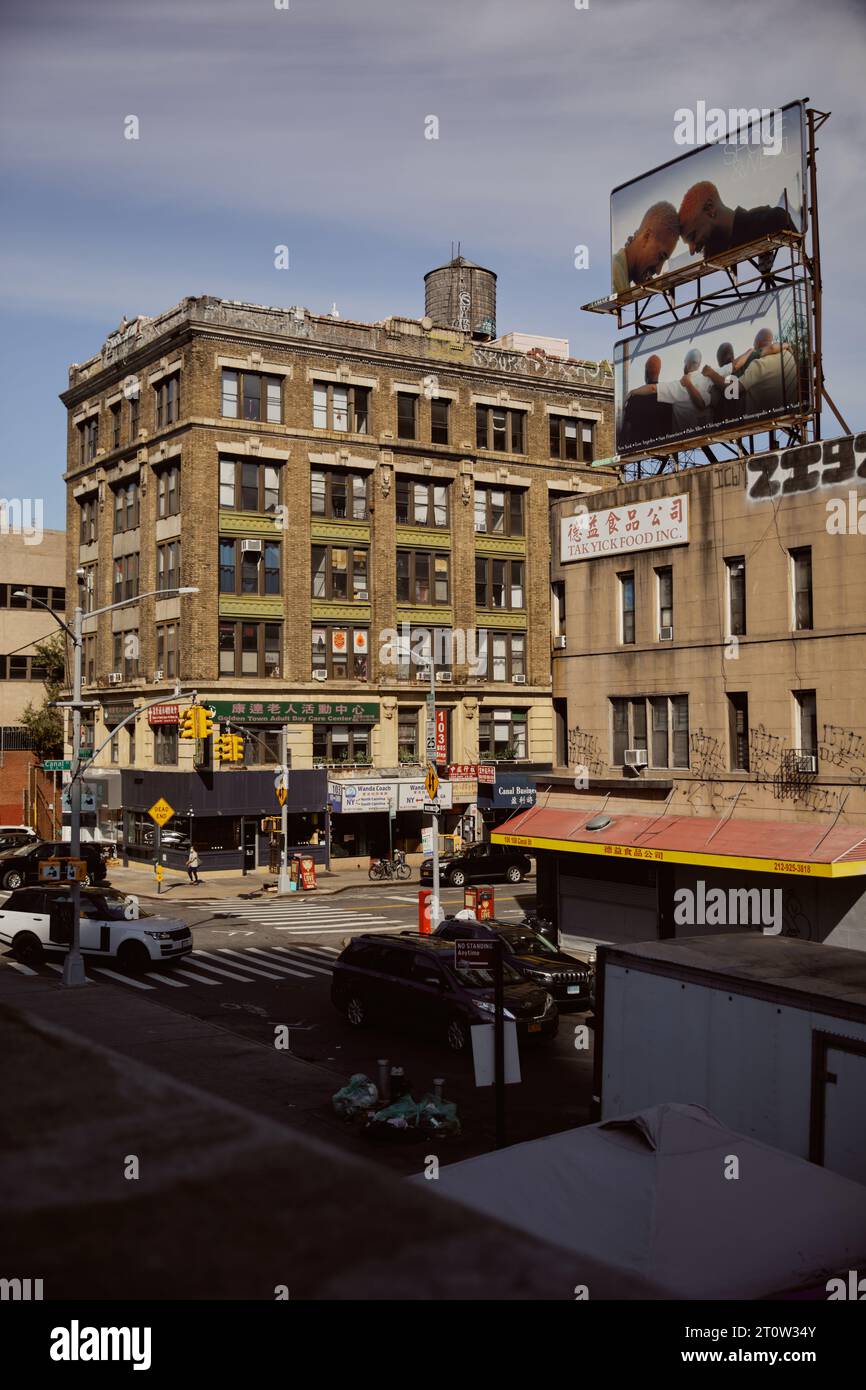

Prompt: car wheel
[
  {"left": 12, "top": 932, "right": 43, "bottom": 966},
  {"left": 345, "top": 995, "right": 367, "bottom": 1027},
  {"left": 446, "top": 1016, "right": 469, "bottom": 1052},
  {"left": 117, "top": 940, "right": 150, "bottom": 974},
  {"left": 505, "top": 865, "right": 523, "bottom": 884},
  {"left": 2, "top": 869, "right": 24, "bottom": 891},
  {"left": 449, "top": 868, "right": 466, "bottom": 887}
]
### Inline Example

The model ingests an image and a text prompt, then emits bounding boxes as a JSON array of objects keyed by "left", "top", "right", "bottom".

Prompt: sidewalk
[{"left": 103, "top": 859, "right": 426, "bottom": 901}]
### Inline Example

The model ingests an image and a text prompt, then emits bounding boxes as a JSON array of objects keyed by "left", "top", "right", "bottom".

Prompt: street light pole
[
  {"left": 278, "top": 723, "right": 290, "bottom": 894},
  {"left": 429, "top": 652, "right": 441, "bottom": 931},
  {"left": 63, "top": 595, "right": 87, "bottom": 987}
]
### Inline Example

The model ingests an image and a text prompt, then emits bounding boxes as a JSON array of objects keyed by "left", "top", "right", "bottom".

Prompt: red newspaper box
[
  {"left": 464, "top": 886, "right": 495, "bottom": 920},
  {"left": 298, "top": 855, "right": 317, "bottom": 890},
  {"left": 418, "top": 890, "right": 432, "bottom": 935}
]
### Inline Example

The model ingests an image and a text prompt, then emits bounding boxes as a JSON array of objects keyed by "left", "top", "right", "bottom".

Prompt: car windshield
[
  {"left": 448, "top": 961, "right": 523, "bottom": 988},
  {"left": 500, "top": 929, "right": 558, "bottom": 957}
]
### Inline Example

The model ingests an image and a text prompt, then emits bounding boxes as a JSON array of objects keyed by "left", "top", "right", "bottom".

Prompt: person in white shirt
[{"left": 626, "top": 349, "right": 712, "bottom": 436}]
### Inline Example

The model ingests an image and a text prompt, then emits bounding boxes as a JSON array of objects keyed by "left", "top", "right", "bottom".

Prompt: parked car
[
  {"left": 0, "top": 831, "right": 37, "bottom": 853},
  {"left": 0, "top": 840, "right": 108, "bottom": 891},
  {"left": 434, "top": 916, "right": 593, "bottom": 1010},
  {"left": 419, "top": 842, "right": 532, "bottom": 888},
  {"left": 0, "top": 824, "right": 36, "bottom": 838},
  {"left": 0, "top": 885, "right": 193, "bottom": 970},
  {"left": 331, "top": 932, "right": 557, "bottom": 1052}
]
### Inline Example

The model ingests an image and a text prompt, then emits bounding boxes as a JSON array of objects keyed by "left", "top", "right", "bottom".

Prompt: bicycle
[{"left": 368, "top": 852, "right": 412, "bottom": 881}]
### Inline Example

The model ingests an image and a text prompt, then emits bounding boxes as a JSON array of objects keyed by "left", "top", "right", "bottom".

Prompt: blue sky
[{"left": 1, "top": 0, "right": 864, "bottom": 528}]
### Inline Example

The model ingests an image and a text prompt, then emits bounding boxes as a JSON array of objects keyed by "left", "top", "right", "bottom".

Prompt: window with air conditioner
[
  {"left": 794, "top": 689, "right": 818, "bottom": 767},
  {"left": 656, "top": 566, "right": 673, "bottom": 642},
  {"left": 611, "top": 694, "right": 688, "bottom": 769}
]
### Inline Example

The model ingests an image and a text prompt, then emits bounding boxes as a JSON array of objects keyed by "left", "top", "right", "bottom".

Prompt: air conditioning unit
[
  {"left": 312, "top": 669, "right": 327, "bottom": 682},
  {"left": 438, "top": 671, "right": 453, "bottom": 683},
  {"left": 107, "top": 672, "right": 123, "bottom": 685},
  {"left": 624, "top": 748, "right": 648, "bottom": 768},
  {"left": 240, "top": 539, "right": 263, "bottom": 553},
  {"left": 513, "top": 674, "right": 527, "bottom": 684},
  {"left": 795, "top": 752, "right": 817, "bottom": 774},
  {"left": 416, "top": 668, "right": 431, "bottom": 682},
  {"left": 152, "top": 669, "right": 164, "bottom": 681},
  {"left": 554, "top": 635, "right": 567, "bottom": 649},
  {"left": 356, "top": 590, "right": 369, "bottom": 600},
  {"left": 659, "top": 626, "right": 674, "bottom": 642}
]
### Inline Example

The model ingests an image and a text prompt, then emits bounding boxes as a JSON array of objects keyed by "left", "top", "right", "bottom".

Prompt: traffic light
[
  {"left": 180, "top": 706, "right": 199, "bottom": 739},
  {"left": 228, "top": 734, "right": 244, "bottom": 762},
  {"left": 200, "top": 706, "right": 214, "bottom": 740}
]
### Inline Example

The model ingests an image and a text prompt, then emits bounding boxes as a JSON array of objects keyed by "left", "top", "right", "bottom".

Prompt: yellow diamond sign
[
  {"left": 276, "top": 785, "right": 287, "bottom": 807},
  {"left": 425, "top": 763, "right": 439, "bottom": 802},
  {"left": 148, "top": 797, "right": 175, "bottom": 828}
]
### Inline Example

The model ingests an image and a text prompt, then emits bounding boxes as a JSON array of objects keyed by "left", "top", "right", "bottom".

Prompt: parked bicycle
[{"left": 368, "top": 850, "right": 412, "bottom": 881}]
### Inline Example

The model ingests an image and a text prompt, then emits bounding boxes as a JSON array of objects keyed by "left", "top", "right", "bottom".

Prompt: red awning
[{"left": 491, "top": 806, "right": 866, "bottom": 879}]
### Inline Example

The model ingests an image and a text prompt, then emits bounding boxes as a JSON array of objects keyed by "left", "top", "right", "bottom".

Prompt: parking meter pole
[
  {"left": 494, "top": 938, "right": 506, "bottom": 1150},
  {"left": 278, "top": 725, "right": 290, "bottom": 894},
  {"left": 62, "top": 600, "right": 87, "bottom": 988}
]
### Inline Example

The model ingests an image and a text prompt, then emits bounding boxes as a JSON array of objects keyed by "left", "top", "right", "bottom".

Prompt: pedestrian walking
[{"left": 186, "top": 845, "right": 201, "bottom": 884}]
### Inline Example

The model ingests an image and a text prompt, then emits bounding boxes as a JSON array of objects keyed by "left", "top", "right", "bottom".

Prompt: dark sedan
[
  {"left": 435, "top": 916, "right": 593, "bottom": 1009},
  {"left": 419, "top": 842, "right": 531, "bottom": 888},
  {"left": 0, "top": 840, "right": 108, "bottom": 891}
]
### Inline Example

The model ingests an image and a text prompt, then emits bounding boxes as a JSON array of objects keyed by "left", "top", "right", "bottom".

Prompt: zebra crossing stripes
[
  {"left": 191, "top": 896, "right": 397, "bottom": 936},
  {"left": 1, "top": 944, "right": 336, "bottom": 994}
]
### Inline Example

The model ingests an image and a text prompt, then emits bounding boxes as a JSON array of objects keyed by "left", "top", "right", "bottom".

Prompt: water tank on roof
[{"left": 424, "top": 255, "right": 496, "bottom": 340}]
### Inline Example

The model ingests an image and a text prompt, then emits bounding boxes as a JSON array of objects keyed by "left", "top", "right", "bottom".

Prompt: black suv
[
  {"left": 0, "top": 841, "right": 108, "bottom": 891},
  {"left": 435, "top": 917, "right": 593, "bottom": 1010},
  {"left": 331, "top": 932, "right": 558, "bottom": 1052},
  {"left": 419, "top": 842, "right": 532, "bottom": 888}
]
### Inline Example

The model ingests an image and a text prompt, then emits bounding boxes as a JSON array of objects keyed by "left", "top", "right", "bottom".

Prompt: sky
[{"left": 1, "top": 0, "right": 864, "bottom": 529}]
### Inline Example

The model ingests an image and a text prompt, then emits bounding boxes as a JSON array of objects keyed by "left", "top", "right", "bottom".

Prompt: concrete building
[
  {"left": 0, "top": 527, "right": 66, "bottom": 827},
  {"left": 60, "top": 267, "right": 615, "bottom": 866},
  {"left": 494, "top": 433, "right": 866, "bottom": 950}
]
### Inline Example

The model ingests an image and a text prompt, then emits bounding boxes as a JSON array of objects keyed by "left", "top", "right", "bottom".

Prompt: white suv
[{"left": 0, "top": 885, "right": 192, "bottom": 972}]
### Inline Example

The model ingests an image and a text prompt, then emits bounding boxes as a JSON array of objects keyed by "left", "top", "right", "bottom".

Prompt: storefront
[
  {"left": 477, "top": 768, "right": 537, "bottom": 838},
  {"left": 328, "top": 776, "right": 458, "bottom": 856}
]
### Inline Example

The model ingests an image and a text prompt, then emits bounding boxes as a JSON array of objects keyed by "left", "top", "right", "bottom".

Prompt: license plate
[
  {"left": 528, "top": 1021, "right": 541, "bottom": 1033},
  {"left": 567, "top": 985, "right": 581, "bottom": 995}
]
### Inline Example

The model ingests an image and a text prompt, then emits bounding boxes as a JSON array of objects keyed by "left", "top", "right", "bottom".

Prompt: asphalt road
[{"left": 1, "top": 883, "right": 595, "bottom": 1169}]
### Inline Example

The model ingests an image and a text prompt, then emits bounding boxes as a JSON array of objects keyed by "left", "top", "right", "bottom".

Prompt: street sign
[
  {"left": 454, "top": 938, "right": 497, "bottom": 969},
  {"left": 43, "top": 760, "right": 71, "bottom": 772},
  {"left": 39, "top": 857, "right": 87, "bottom": 883},
  {"left": 276, "top": 785, "right": 287, "bottom": 807},
  {"left": 425, "top": 763, "right": 439, "bottom": 801},
  {"left": 423, "top": 800, "right": 440, "bottom": 816},
  {"left": 148, "top": 797, "right": 175, "bottom": 828}
]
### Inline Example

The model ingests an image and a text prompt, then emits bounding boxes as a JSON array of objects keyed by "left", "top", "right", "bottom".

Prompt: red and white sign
[
  {"left": 448, "top": 763, "right": 478, "bottom": 779},
  {"left": 477, "top": 764, "right": 496, "bottom": 784},
  {"left": 561, "top": 494, "right": 689, "bottom": 563},
  {"left": 148, "top": 704, "right": 179, "bottom": 725},
  {"left": 435, "top": 710, "right": 448, "bottom": 762}
]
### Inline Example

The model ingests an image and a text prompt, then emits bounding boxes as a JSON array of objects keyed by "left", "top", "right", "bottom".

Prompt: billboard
[
  {"left": 561, "top": 494, "right": 688, "bottom": 563},
  {"left": 615, "top": 286, "right": 811, "bottom": 457},
  {"left": 610, "top": 101, "right": 806, "bottom": 298}
]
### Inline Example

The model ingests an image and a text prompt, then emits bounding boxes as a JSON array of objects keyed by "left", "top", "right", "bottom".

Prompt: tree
[{"left": 19, "top": 633, "right": 66, "bottom": 761}]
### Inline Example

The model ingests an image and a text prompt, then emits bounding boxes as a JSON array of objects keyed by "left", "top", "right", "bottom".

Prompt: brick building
[
  {"left": 60, "top": 269, "right": 614, "bottom": 865},
  {"left": 494, "top": 434, "right": 866, "bottom": 951},
  {"left": 0, "top": 528, "right": 66, "bottom": 829}
]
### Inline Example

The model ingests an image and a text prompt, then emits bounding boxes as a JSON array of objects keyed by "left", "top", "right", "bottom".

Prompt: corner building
[{"left": 61, "top": 273, "right": 614, "bottom": 866}]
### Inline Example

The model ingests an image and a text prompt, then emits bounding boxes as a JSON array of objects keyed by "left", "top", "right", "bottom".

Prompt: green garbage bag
[
  {"left": 332, "top": 1073, "right": 379, "bottom": 1120},
  {"left": 418, "top": 1093, "right": 461, "bottom": 1137}
]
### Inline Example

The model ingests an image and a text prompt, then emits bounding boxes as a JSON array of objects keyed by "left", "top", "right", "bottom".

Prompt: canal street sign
[
  {"left": 148, "top": 797, "right": 175, "bottom": 828},
  {"left": 43, "top": 759, "right": 71, "bottom": 772}
]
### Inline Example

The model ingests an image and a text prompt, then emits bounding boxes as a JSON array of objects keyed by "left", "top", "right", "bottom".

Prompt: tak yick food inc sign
[{"left": 561, "top": 495, "right": 688, "bottom": 561}]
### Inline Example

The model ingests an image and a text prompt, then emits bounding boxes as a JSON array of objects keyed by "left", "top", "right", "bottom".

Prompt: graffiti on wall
[
  {"left": 746, "top": 434, "right": 866, "bottom": 501},
  {"left": 567, "top": 727, "right": 606, "bottom": 778}
]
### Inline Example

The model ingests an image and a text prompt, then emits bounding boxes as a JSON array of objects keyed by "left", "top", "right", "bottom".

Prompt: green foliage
[{"left": 19, "top": 632, "right": 66, "bottom": 759}]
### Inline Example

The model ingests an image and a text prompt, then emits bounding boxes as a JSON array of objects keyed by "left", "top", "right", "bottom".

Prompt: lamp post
[{"left": 19, "top": 583, "right": 198, "bottom": 988}]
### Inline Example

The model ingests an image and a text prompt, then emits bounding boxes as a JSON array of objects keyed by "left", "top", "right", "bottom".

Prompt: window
[
  {"left": 79, "top": 495, "right": 99, "bottom": 545},
  {"left": 795, "top": 689, "right": 818, "bottom": 757},
  {"left": 156, "top": 463, "right": 181, "bottom": 518},
  {"left": 397, "top": 392, "right": 419, "bottom": 440},
  {"left": 233, "top": 727, "right": 282, "bottom": 765},
  {"left": 791, "top": 548, "right": 813, "bottom": 631},
  {"left": 656, "top": 566, "right": 673, "bottom": 639},
  {"left": 219, "top": 458, "right": 280, "bottom": 513},
  {"left": 218, "top": 621, "right": 282, "bottom": 677},
  {"left": 111, "top": 402, "right": 121, "bottom": 449},
  {"left": 82, "top": 635, "right": 97, "bottom": 685},
  {"left": 78, "top": 416, "right": 98, "bottom": 466},
  {"left": 113, "top": 480, "right": 140, "bottom": 533},
  {"left": 154, "top": 374, "right": 180, "bottom": 429},
  {"left": 311, "top": 626, "right": 369, "bottom": 679},
  {"left": 312, "top": 380, "right": 370, "bottom": 433},
  {"left": 310, "top": 468, "right": 368, "bottom": 520},
  {"left": 431, "top": 398, "right": 450, "bottom": 444},
  {"left": 478, "top": 708, "right": 528, "bottom": 760},
  {"left": 110, "top": 733, "right": 119, "bottom": 764},
  {"left": 156, "top": 540, "right": 182, "bottom": 593},
  {"left": 728, "top": 693, "right": 749, "bottom": 771},
  {"left": 396, "top": 550, "right": 450, "bottom": 605},
  {"left": 549, "top": 415, "right": 594, "bottom": 461},
  {"left": 477, "top": 631, "right": 526, "bottom": 682},
  {"left": 154, "top": 724, "right": 178, "bottom": 766},
  {"left": 82, "top": 564, "right": 98, "bottom": 614},
  {"left": 475, "top": 405, "right": 526, "bottom": 454},
  {"left": 398, "top": 710, "right": 420, "bottom": 761},
  {"left": 313, "top": 724, "right": 370, "bottom": 765},
  {"left": 393, "top": 626, "right": 453, "bottom": 679},
  {"left": 620, "top": 572, "right": 635, "bottom": 644},
  {"left": 395, "top": 479, "right": 449, "bottom": 528},
  {"left": 3, "top": 583, "right": 66, "bottom": 611},
  {"left": 610, "top": 695, "right": 689, "bottom": 769},
  {"left": 113, "top": 553, "right": 139, "bottom": 603},
  {"left": 220, "top": 370, "right": 282, "bottom": 423},
  {"left": 475, "top": 557, "right": 524, "bottom": 610},
  {"left": 129, "top": 391, "right": 140, "bottom": 439},
  {"left": 128, "top": 722, "right": 136, "bottom": 763},
  {"left": 112, "top": 631, "right": 139, "bottom": 679},
  {"left": 473, "top": 486, "right": 524, "bottom": 536},
  {"left": 218, "top": 539, "right": 280, "bottom": 596},
  {"left": 155, "top": 622, "right": 178, "bottom": 679},
  {"left": 726, "top": 557, "right": 746, "bottom": 636},
  {"left": 311, "top": 546, "right": 369, "bottom": 601},
  {"left": 1, "top": 654, "right": 49, "bottom": 681}
]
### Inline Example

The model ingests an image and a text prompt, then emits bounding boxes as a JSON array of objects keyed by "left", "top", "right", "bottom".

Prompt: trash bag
[
  {"left": 418, "top": 1093, "right": 461, "bottom": 1137},
  {"left": 362, "top": 1094, "right": 422, "bottom": 1142},
  {"left": 332, "top": 1073, "right": 379, "bottom": 1120}
]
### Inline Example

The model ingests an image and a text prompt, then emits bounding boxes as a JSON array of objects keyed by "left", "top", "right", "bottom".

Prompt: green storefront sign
[
  {"left": 43, "top": 759, "right": 71, "bottom": 771},
  {"left": 211, "top": 700, "right": 379, "bottom": 725}
]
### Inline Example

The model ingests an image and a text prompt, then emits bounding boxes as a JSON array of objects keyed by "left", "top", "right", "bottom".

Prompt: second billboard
[{"left": 614, "top": 286, "right": 811, "bottom": 457}]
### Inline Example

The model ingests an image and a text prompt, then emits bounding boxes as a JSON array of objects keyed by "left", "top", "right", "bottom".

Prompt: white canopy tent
[{"left": 418, "top": 1103, "right": 866, "bottom": 1299}]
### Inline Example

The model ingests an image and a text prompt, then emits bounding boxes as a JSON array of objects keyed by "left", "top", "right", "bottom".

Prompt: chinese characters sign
[
  {"left": 211, "top": 700, "right": 379, "bottom": 725},
  {"left": 560, "top": 494, "right": 689, "bottom": 562}
]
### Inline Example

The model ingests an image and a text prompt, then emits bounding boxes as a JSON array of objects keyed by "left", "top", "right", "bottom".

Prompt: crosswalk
[
  {"left": 2, "top": 943, "right": 338, "bottom": 993},
  {"left": 192, "top": 897, "right": 401, "bottom": 936}
]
